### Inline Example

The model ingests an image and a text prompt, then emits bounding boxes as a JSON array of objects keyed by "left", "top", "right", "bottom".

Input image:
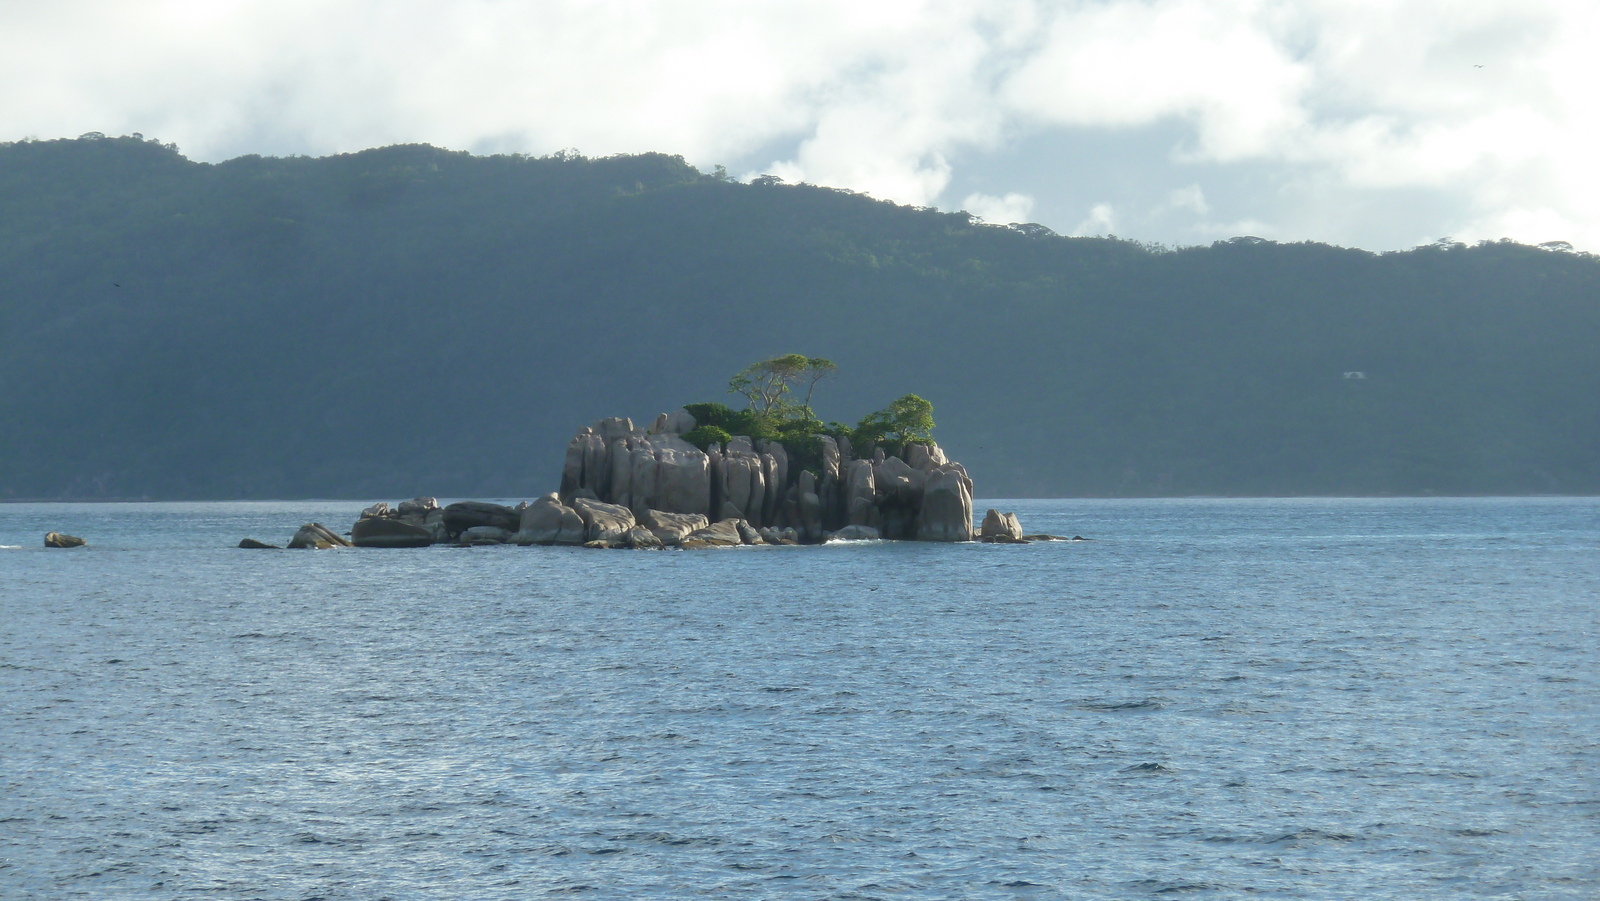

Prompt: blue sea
[{"left": 2, "top": 498, "right": 1597, "bottom": 899}]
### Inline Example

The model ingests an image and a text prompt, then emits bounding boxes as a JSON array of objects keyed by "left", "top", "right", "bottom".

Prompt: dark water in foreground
[{"left": 2, "top": 498, "right": 1597, "bottom": 899}]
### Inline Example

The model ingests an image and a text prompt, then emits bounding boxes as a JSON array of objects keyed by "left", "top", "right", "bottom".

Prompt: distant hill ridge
[{"left": 2, "top": 133, "right": 1598, "bottom": 498}]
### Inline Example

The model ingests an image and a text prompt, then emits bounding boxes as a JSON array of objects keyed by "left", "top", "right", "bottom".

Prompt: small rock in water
[
  {"left": 625, "top": 526, "right": 664, "bottom": 549},
  {"left": 457, "top": 525, "right": 513, "bottom": 545},
  {"left": 237, "top": 538, "right": 279, "bottom": 549},
  {"left": 640, "top": 509, "right": 708, "bottom": 547},
  {"left": 44, "top": 532, "right": 86, "bottom": 548},
  {"left": 287, "top": 523, "right": 353, "bottom": 549},
  {"left": 351, "top": 517, "right": 433, "bottom": 548},
  {"left": 681, "top": 519, "right": 744, "bottom": 547},
  {"left": 397, "top": 496, "right": 439, "bottom": 516},
  {"left": 981, "top": 508, "right": 1025, "bottom": 541},
  {"left": 981, "top": 535, "right": 1031, "bottom": 544},
  {"left": 441, "top": 501, "right": 520, "bottom": 534},
  {"left": 736, "top": 520, "right": 765, "bottom": 545},
  {"left": 827, "top": 524, "right": 881, "bottom": 541}
]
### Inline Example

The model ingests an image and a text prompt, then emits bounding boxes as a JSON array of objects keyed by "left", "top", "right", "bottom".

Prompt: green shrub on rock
[
  {"left": 682, "top": 425, "right": 733, "bottom": 452},
  {"left": 680, "top": 402, "right": 774, "bottom": 442},
  {"left": 681, "top": 359, "right": 935, "bottom": 465},
  {"left": 682, "top": 402, "right": 734, "bottom": 429}
]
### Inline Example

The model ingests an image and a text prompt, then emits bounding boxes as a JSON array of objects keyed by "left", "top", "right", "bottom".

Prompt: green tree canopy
[
  {"left": 853, "top": 394, "right": 935, "bottom": 447},
  {"left": 727, "top": 353, "right": 837, "bottom": 419}
]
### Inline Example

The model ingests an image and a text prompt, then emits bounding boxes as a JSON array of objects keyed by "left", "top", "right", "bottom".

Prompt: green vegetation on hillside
[{"left": 2, "top": 133, "right": 1598, "bottom": 498}]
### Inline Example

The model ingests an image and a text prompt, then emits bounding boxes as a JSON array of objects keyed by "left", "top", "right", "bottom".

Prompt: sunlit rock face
[
  {"left": 514, "top": 494, "right": 585, "bottom": 546},
  {"left": 917, "top": 464, "right": 974, "bottom": 543},
  {"left": 551, "top": 413, "right": 984, "bottom": 544},
  {"left": 351, "top": 410, "right": 992, "bottom": 548}
]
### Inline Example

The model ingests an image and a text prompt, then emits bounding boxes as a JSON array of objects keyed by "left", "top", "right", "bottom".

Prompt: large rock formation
[
  {"left": 352, "top": 516, "right": 434, "bottom": 548},
  {"left": 44, "top": 531, "right": 86, "bottom": 548},
  {"left": 544, "top": 409, "right": 990, "bottom": 544},
  {"left": 344, "top": 407, "right": 1021, "bottom": 549},
  {"left": 514, "top": 494, "right": 586, "bottom": 545},
  {"left": 797, "top": 470, "right": 824, "bottom": 543},
  {"left": 641, "top": 509, "right": 709, "bottom": 546},
  {"left": 916, "top": 464, "right": 974, "bottom": 542},
  {"left": 442, "top": 501, "right": 519, "bottom": 534},
  {"left": 571, "top": 498, "right": 636, "bottom": 544},
  {"left": 458, "top": 526, "right": 514, "bottom": 545},
  {"left": 844, "top": 459, "right": 880, "bottom": 530},
  {"left": 680, "top": 518, "right": 745, "bottom": 548},
  {"left": 340, "top": 496, "right": 450, "bottom": 545},
  {"left": 561, "top": 421, "right": 711, "bottom": 518}
]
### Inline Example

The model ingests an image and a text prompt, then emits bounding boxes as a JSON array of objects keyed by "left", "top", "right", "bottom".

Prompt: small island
[{"left": 274, "top": 357, "right": 1065, "bottom": 550}]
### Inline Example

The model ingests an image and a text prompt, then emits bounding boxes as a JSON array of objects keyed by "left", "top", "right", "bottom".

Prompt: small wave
[
  {"left": 1268, "top": 828, "right": 1359, "bottom": 845},
  {"left": 1128, "top": 879, "right": 1224, "bottom": 894},
  {"left": 608, "top": 831, "right": 722, "bottom": 848},
  {"left": 176, "top": 819, "right": 228, "bottom": 835},
  {"left": 1081, "top": 698, "right": 1168, "bottom": 712},
  {"left": 0, "top": 545, "right": 21, "bottom": 550}
]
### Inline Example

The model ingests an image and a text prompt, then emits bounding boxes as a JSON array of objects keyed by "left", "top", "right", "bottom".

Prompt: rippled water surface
[{"left": 2, "top": 498, "right": 1597, "bottom": 899}]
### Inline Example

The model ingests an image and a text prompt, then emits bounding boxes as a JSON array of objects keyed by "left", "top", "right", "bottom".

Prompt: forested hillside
[{"left": 3, "top": 134, "right": 1598, "bottom": 498}]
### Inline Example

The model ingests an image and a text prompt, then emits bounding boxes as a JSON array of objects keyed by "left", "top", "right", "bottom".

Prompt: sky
[{"left": 3, "top": 0, "right": 1596, "bottom": 251}]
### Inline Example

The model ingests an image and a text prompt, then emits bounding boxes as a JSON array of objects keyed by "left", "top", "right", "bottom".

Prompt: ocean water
[{"left": 1, "top": 498, "right": 1596, "bottom": 900}]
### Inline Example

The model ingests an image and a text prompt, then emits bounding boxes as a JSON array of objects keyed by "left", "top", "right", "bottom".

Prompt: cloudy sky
[{"left": 3, "top": 0, "right": 1595, "bottom": 250}]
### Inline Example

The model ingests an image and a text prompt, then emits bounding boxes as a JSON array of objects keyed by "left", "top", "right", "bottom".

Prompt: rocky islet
[{"left": 253, "top": 408, "right": 1077, "bottom": 549}]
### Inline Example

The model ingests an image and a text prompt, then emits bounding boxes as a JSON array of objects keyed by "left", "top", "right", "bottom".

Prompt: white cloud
[
  {"left": 1167, "top": 185, "right": 1208, "bottom": 215},
  {"left": 1001, "top": 0, "right": 1311, "bottom": 160},
  {"left": 1073, "top": 203, "right": 1117, "bottom": 237},
  {"left": 962, "top": 192, "right": 1035, "bottom": 224},
  {"left": 2, "top": 0, "right": 1599, "bottom": 249}
]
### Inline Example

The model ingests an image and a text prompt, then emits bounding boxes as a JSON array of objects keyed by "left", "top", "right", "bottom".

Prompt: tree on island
[
  {"left": 727, "top": 354, "right": 838, "bottom": 420},
  {"left": 852, "top": 393, "right": 935, "bottom": 445},
  {"left": 681, "top": 356, "right": 936, "bottom": 469}
]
